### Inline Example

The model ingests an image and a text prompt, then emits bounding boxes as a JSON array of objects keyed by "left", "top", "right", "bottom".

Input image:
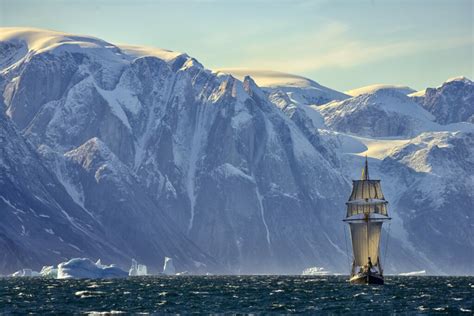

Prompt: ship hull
[{"left": 350, "top": 272, "right": 384, "bottom": 285}]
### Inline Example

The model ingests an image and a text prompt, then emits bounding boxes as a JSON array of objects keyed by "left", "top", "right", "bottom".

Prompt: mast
[
  {"left": 344, "top": 157, "right": 391, "bottom": 275},
  {"left": 364, "top": 155, "right": 370, "bottom": 267},
  {"left": 362, "top": 155, "right": 369, "bottom": 181},
  {"left": 366, "top": 213, "right": 369, "bottom": 267}
]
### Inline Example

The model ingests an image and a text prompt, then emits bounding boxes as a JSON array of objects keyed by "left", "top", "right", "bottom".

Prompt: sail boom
[
  {"left": 346, "top": 202, "right": 388, "bottom": 217},
  {"left": 343, "top": 217, "right": 391, "bottom": 223},
  {"left": 344, "top": 212, "right": 391, "bottom": 221},
  {"left": 346, "top": 198, "right": 387, "bottom": 205}
]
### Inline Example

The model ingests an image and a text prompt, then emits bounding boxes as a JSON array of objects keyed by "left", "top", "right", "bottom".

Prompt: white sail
[
  {"left": 350, "top": 221, "right": 382, "bottom": 267},
  {"left": 346, "top": 180, "right": 388, "bottom": 217}
]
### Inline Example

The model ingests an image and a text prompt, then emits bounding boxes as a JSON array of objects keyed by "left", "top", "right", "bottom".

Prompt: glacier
[{"left": 0, "top": 27, "right": 473, "bottom": 275}]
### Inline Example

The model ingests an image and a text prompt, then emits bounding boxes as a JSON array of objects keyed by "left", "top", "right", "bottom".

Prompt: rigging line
[
  {"left": 366, "top": 215, "right": 370, "bottom": 265},
  {"left": 383, "top": 222, "right": 392, "bottom": 265},
  {"left": 343, "top": 223, "right": 351, "bottom": 270}
]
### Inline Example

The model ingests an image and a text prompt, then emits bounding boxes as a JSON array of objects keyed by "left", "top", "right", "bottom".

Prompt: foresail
[
  {"left": 346, "top": 180, "right": 388, "bottom": 217},
  {"left": 349, "top": 180, "right": 385, "bottom": 200},
  {"left": 349, "top": 222, "right": 382, "bottom": 267}
]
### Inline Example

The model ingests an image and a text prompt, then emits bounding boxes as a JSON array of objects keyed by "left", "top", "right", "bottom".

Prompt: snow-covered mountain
[
  {"left": 316, "top": 89, "right": 437, "bottom": 137},
  {"left": 218, "top": 68, "right": 349, "bottom": 106},
  {"left": 409, "top": 76, "right": 474, "bottom": 124},
  {"left": 0, "top": 28, "right": 349, "bottom": 274},
  {"left": 326, "top": 130, "right": 474, "bottom": 275},
  {"left": 315, "top": 88, "right": 473, "bottom": 138},
  {"left": 380, "top": 131, "right": 474, "bottom": 275},
  {"left": 0, "top": 103, "right": 125, "bottom": 272},
  {"left": 0, "top": 27, "right": 472, "bottom": 275}
]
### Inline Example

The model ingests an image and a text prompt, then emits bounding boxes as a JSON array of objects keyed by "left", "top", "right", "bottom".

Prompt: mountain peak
[
  {"left": 445, "top": 76, "right": 472, "bottom": 85},
  {"left": 0, "top": 27, "right": 116, "bottom": 55},
  {"left": 215, "top": 68, "right": 317, "bottom": 88}
]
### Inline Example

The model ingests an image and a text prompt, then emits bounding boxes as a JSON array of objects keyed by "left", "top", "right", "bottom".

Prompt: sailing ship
[{"left": 344, "top": 157, "right": 391, "bottom": 285}]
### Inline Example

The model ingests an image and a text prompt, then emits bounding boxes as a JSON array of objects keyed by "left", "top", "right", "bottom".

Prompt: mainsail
[
  {"left": 349, "top": 222, "right": 382, "bottom": 267},
  {"left": 345, "top": 157, "right": 390, "bottom": 273}
]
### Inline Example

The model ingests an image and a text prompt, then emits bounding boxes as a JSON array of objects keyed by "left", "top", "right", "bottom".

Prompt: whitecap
[
  {"left": 87, "top": 311, "right": 126, "bottom": 315},
  {"left": 75, "top": 290, "right": 105, "bottom": 298},
  {"left": 353, "top": 292, "right": 367, "bottom": 298}
]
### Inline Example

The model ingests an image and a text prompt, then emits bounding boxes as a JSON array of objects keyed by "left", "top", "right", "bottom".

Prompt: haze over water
[{"left": 1, "top": 276, "right": 473, "bottom": 314}]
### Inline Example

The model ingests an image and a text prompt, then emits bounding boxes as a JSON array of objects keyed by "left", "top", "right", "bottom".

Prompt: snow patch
[
  {"left": 255, "top": 184, "right": 271, "bottom": 245},
  {"left": 119, "top": 44, "right": 184, "bottom": 62},
  {"left": 214, "top": 163, "right": 254, "bottom": 182}
]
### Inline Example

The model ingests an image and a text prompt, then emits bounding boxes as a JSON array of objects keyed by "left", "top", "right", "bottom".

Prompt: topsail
[{"left": 346, "top": 157, "right": 388, "bottom": 218}]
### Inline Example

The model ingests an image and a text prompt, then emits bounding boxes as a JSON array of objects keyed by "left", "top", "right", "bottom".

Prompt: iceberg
[
  {"left": 399, "top": 270, "right": 426, "bottom": 276},
  {"left": 175, "top": 271, "right": 189, "bottom": 276},
  {"left": 137, "top": 265, "right": 147, "bottom": 276},
  {"left": 40, "top": 265, "right": 58, "bottom": 278},
  {"left": 57, "top": 258, "right": 128, "bottom": 279},
  {"left": 129, "top": 259, "right": 148, "bottom": 276},
  {"left": 10, "top": 268, "right": 41, "bottom": 277},
  {"left": 301, "top": 267, "right": 330, "bottom": 276},
  {"left": 162, "top": 257, "right": 175, "bottom": 275}
]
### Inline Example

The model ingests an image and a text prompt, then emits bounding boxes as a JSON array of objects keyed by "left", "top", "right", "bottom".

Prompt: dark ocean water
[{"left": 0, "top": 276, "right": 472, "bottom": 314}]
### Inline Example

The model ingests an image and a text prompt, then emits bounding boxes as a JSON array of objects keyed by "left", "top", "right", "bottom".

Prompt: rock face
[
  {"left": 1, "top": 28, "right": 473, "bottom": 275},
  {"left": 0, "top": 106, "right": 125, "bottom": 273},
  {"left": 410, "top": 77, "right": 474, "bottom": 124},
  {"left": 380, "top": 131, "right": 474, "bottom": 275}
]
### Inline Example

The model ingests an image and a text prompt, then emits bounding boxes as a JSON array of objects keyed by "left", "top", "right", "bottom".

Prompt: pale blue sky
[{"left": 1, "top": 0, "right": 472, "bottom": 91}]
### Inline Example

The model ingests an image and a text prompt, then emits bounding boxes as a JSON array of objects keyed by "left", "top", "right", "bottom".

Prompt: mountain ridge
[{"left": 0, "top": 27, "right": 472, "bottom": 275}]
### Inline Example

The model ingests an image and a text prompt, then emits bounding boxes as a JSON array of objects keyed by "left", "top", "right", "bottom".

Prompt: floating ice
[
  {"left": 129, "top": 259, "right": 148, "bottom": 276},
  {"left": 301, "top": 267, "right": 330, "bottom": 276},
  {"left": 10, "top": 268, "right": 41, "bottom": 277},
  {"left": 40, "top": 265, "right": 58, "bottom": 278},
  {"left": 175, "top": 271, "right": 189, "bottom": 276},
  {"left": 163, "top": 257, "right": 175, "bottom": 275},
  {"left": 399, "top": 270, "right": 426, "bottom": 276},
  {"left": 57, "top": 258, "right": 128, "bottom": 279}
]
